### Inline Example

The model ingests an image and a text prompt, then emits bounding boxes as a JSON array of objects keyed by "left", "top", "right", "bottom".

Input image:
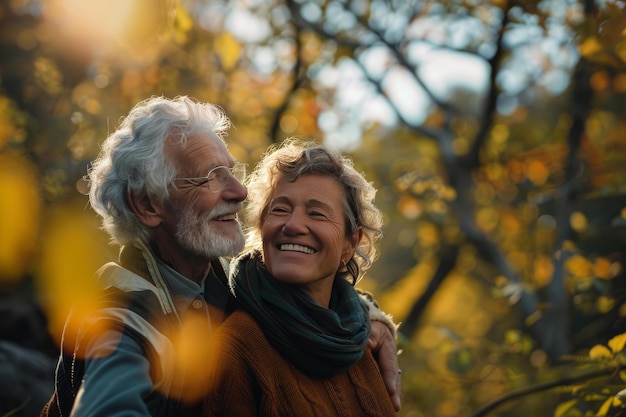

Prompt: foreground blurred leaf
[{"left": 0, "top": 152, "right": 41, "bottom": 283}]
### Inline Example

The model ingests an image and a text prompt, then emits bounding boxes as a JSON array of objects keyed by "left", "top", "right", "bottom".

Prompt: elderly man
[{"left": 41, "top": 96, "right": 401, "bottom": 417}]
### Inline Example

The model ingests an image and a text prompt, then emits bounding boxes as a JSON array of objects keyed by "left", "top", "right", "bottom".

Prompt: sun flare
[{"left": 44, "top": 0, "right": 167, "bottom": 53}]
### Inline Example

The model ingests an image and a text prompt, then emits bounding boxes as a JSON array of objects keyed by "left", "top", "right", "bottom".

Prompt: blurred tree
[{"left": 2, "top": 0, "right": 626, "bottom": 416}]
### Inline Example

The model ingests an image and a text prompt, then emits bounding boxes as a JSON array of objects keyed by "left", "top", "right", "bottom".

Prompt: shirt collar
[{"left": 154, "top": 255, "right": 209, "bottom": 312}]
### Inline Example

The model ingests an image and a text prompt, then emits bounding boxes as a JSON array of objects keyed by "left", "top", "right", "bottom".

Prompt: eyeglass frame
[{"left": 173, "top": 163, "right": 247, "bottom": 193}]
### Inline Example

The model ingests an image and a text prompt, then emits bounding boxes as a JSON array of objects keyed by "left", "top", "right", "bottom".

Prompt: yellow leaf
[
  {"left": 476, "top": 207, "right": 499, "bottom": 232},
  {"left": 527, "top": 160, "right": 549, "bottom": 185},
  {"left": 589, "top": 344, "right": 613, "bottom": 360},
  {"left": 598, "top": 296, "right": 615, "bottom": 314},
  {"left": 38, "top": 202, "right": 108, "bottom": 345},
  {"left": 565, "top": 254, "right": 592, "bottom": 278},
  {"left": 554, "top": 398, "right": 577, "bottom": 417},
  {"left": 570, "top": 212, "right": 588, "bottom": 233},
  {"left": 417, "top": 222, "right": 440, "bottom": 248},
  {"left": 616, "top": 40, "right": 626, "bottom": 63},
  {"left": 615, "top": 74, "right": 626, "bottom": 93},
  {"left": 579, "top": 37, "right": 604, "bottom": 58},
  {"left": 596, "top": 397, "right": 615, "bottom": 417},
  {"left": 525, "top": 310, "right": 542, "bottom": 327},
  {"left": 608, "top": 333, "right": 626, "bottom": 354},
  {"left": 594, "top": 257, "right": 613, "bottom": 280},
  {"left": 168, "top": 310, "right": 219, "bottom": 403},
  {"left": 0, "top": 153, "right": 41, "bottom": 282},
  {"left": 533, "top": 256, "right": 554, "bottom": 287},
  {"left": 215, "top": 32, "right": 241, "bottom": 71},
  {"left": 504, "top": 329, "right": 522, "bottom": 345},
  {"left": 397, "top": 196, "right": 421, "bottom": 219},
  {"left": 175, "top": 5, "right": 193, "bottom": 31},
  {"left": 590, "top": 71, "right": 611, "bottom": 92}
]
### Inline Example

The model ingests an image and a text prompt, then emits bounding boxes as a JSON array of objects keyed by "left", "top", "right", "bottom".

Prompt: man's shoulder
[
  {"left": 98, "top": 262, "right": 159, "bottom": 294},
  {"left": 91, "top": 263, "right": 177, "bottom": 330}
]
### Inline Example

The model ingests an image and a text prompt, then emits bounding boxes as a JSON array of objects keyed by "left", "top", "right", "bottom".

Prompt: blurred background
[{"left": 2, "top": 0, "right": 626, "bottom": 416}]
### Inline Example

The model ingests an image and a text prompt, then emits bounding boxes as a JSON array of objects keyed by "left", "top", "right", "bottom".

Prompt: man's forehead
[{"left": 166, "top": 132, "right": 231, "bottom": 160}]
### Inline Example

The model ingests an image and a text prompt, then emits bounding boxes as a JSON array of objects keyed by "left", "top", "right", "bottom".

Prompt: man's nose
[{"left": 222, "top": 176, "right": 248, "bottom": 202}]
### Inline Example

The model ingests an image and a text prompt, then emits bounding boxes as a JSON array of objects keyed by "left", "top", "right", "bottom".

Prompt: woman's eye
[{"left": 270, "top": 206, "right": 289, "bottom": 214}]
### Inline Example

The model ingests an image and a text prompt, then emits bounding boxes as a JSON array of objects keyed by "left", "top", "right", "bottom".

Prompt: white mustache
[{"left": 206, "top": 203, "right": 243, "bottom": 220}]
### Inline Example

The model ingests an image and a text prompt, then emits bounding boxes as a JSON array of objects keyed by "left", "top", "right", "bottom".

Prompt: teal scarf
[{"left": 229, "top": 251, "right": 370, "bottom": 378}]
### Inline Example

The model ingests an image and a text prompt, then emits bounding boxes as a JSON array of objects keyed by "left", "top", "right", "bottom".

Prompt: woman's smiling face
[{"left": 261, "top": 174, "right": 360, "bottom": 306}]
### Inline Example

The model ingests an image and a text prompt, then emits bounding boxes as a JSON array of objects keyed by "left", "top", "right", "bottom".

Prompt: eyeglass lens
[{"left": 208, "top": 165, "right": 246, "bottom": 192}]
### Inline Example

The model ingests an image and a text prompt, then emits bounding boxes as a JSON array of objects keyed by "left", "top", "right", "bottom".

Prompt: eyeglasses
[{"left": 174, "top": 163, "right": 247, "bottom": 193}]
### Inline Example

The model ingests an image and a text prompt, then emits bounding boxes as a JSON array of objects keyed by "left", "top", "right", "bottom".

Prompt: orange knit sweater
[{"left": 203, "top": 310, "right": 397, "bottom": 417}]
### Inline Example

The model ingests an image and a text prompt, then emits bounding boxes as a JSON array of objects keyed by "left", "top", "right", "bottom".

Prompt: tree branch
[
  {"left": 398, "top": 245, "right": 460, "bottom": 338},
  {"left": 464, "top": 1, "right": 510, "bottom": 168},
  {"left": 470, "top": 365, "right": 621, "bottom": 417},
  {"left": 529, "top": 0, "right": 596, "bottom": 361},
  {"left": 268, "top": 19, "right": 305, "bottom": 143}
]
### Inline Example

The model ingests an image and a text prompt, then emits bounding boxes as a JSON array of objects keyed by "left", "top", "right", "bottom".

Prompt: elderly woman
[{"left": 203, "top": 139, "right": 398, "bottom": 416}]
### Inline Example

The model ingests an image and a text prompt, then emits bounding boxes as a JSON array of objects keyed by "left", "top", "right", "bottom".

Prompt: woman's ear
[
  {"left": 343, "top": 228, "right": 363, "bottom": 261},
  {"left": 127, "top": 188, "right": 162, "bottom": 227}
]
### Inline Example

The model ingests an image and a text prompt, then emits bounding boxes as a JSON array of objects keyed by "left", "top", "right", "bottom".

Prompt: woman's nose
[{"left": 281, "top": 211, "right": 307, "bottom": 235}]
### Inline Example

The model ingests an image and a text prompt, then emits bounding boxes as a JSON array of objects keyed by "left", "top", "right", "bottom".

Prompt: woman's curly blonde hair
[{"left": 244, "top": 139, "right": 383, "bottom": 284}]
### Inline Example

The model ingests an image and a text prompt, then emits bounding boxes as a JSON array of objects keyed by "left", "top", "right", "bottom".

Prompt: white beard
[{"left": 175, "top": 203, "right": 245, "bottom": 259}]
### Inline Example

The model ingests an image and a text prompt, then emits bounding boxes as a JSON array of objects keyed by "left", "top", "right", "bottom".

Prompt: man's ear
[{"left": 127, "top": 188, "right": 162, "bottom": 227}]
